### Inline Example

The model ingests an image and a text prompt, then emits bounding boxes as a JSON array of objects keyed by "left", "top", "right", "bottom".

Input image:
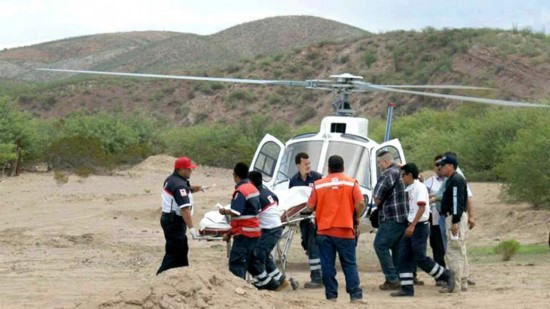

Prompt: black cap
[
  {"left": 328, "top": 155, "right": 344, "bottom": 171},
  {"left": 437, "top": 155, "right": 458, "bottom": 167}
]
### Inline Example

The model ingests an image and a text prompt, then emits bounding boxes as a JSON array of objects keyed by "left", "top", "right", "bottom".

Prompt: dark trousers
[
  {"left": 429, "top": 218, "right": 446, "bottom": 269},
  {"left": 316, "top": 235, "right": 362, "bottom": 300},
  {"left": 157, "top": 212, "right": 188, "bottom": 275},
  {"left": 300, "top": 219, "right": 322, "bottom": 282},
  {"left": 397, "top": 222, "right": 449, "bottom": 295},
  {"left": 229, "top": 235, "right": 260, "bottom": 279},
  {"left": 254, "top": 227, "right": 283, "bottom": 276}
]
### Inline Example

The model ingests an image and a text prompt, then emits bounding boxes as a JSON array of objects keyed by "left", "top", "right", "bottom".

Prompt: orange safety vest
[
  {"left": 313, "top": 173, "right": 358, "bottom": 238},
  {"left": 230, "top": 182, "right": 261, "bottom": 238}
]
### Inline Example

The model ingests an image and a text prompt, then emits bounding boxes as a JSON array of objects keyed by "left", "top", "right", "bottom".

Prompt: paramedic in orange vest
[
  {"left": 219, "top": 162, "right": 263, "bottom": 280},
  {"left": 306, "top": 155, "right": 366, "bottom": 303}
]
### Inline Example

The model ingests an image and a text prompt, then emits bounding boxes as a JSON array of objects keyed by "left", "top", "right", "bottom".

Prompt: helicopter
[
  {"left": 37, "top": 68, "right": 549, "bottom": 211},
  {"left": 37, "top": 68, "right": 549, "bottom": 273}
]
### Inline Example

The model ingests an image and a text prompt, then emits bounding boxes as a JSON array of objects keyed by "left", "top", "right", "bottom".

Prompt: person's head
[
  {"left": 433, "top": 154, "right": 444, "bottom": 176},
  {"left": 295, "top": 152, "right": 312, "bottom": 175},
  {"left": 437, "top": 155, "right": 458, "bottom": 177},
  {"left": 376, "top": 150, "right": 394, "bottom": 171},
  {"left": 174, "top": 156, "right": 197, "bottom": 179},
  {"left": 327, "top": 155, "right": 344, "bottom": 174},
  {"left": 400, "top": 163, "right": 419, "bottom": 185},
  {"left": 233, "top": 162, "right": 249, "bottom": 183},
  {"left": 248, "top": 171, "right": 263, "bottom": 188}
]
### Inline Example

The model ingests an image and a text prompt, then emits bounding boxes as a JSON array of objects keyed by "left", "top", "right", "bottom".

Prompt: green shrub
[
  {"left": 494, "top": 239, "right": 521, "bottom": 261},
  {"left": 53, "top": 170, "right": 69, "bottom": 185}
]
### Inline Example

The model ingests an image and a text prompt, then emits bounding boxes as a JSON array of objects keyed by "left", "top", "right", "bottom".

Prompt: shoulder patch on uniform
[
  {"left": 179, "top": 188, "right": 187, "bottom": 197},
  {"left": 267, "top": 195, "right": 274, "bottom": 203}
]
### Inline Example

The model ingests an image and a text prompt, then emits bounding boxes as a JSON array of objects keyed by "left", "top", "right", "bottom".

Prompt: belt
[{"left": 162, "top": 211, "right": 181, "bottom": 216}]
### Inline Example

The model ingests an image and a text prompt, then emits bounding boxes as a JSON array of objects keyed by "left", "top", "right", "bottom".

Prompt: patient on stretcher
[{"left": 199, "top": 186, "right": 312, "bottom": 237}]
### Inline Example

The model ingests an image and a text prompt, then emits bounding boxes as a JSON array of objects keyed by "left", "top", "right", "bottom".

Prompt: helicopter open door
[
  {"left": 250, "top": 134, "right": 285, "bottom": 188},
  {"left": 370, "top": 139, "right": 406, "bottom": 186}
]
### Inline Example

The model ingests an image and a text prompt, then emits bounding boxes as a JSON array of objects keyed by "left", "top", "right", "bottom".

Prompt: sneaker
[
  {"left": 467, "top": 279, "right": 476, "bottom": 286},
  {"left": 379, "top": 280, "right": 400, "bottom": 290},
  {"left": 445, "top": 270, "right": 456, "bottom": 293},
  {"left": 350, "top": 298, "right": 367, "bottom": 304},
  {"left": 413, "top": 277, "right": 425, "bottom": 286},
  {"left": 390, "top": 290, "right": 414, "bottom": 297},
  {"left": 304, "top": 281, "right": 323, "bottom": 289},
  {"left": 439, "top": 286, "right": 455, "bottom": 293},
  {"left": 435, "top": 280, "right": 446, "bottom": 287},
  {"left": 275, "top": 279, "right": 290, "bottom": 292},
  {"left": 461, "top": 286, "right": 468, "bottom": 292}
]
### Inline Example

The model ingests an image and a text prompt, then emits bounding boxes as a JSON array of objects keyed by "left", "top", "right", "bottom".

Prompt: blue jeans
[
  {"left": 229, "top": 235, "right": 259, "bottom": 279},
  {"left": 438, "top": 215, "right": 447, "bottom": 251},
  {"left": 316, "top": 235, "right": 362, "bottom": 300},
  {"left": 373, "top": 220, "right": 407, "bottom": 283}
]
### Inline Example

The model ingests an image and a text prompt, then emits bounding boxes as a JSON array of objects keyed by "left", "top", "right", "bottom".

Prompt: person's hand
[
  {"left": 468, "top": 217, "right": 476, "bottom": 230},
  {"left": 354, "top": 225, "right": 361, "bottom": 237},
  {"left": 222, "top": 233, "right": 231, "bottom": 242},
  {"left": 188, "top": 227, "right": 200, "bottom": 240},
  {"left": 451, "top": 223, "right": 459, "bottom": 238},
  {"left": 405, "top": 225, "right": 415, "bottom": 238}
]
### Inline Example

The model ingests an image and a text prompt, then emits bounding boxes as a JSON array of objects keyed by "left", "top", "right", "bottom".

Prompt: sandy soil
[{"left": 1, "top": 155, "right": 549, "bottom": 308}]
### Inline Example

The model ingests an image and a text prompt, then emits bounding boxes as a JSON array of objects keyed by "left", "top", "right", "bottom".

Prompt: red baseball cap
[{"left": 174, "top": 157, "right": 197, "bottom": 170}]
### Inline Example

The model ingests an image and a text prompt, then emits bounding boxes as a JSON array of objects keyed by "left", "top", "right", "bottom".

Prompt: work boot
[
  {"left": 467, "top": 279, "right": 476, "bottom": 286},
  {"left": 439, "top": 269, "right": 456, "bottom": 293},
  {"left": 435, "top": 280, "right": 446, "bottom": 287},
  {"left": 379, "top": 280, "right": 400, "bottom": 290},
  {"left": 350, "top": 298, "right": 368, "bottom": 304},
  {"left": 275, "top": 279, "right": 290, "bottom": 292},
  {"left": 304, "top": 280, "right": 323, "bottom": 289},
  {"left": 390, "top": 290, "right": 414, "bottom": 297}
]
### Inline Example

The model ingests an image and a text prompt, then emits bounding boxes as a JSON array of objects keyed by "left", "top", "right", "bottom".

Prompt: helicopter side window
[
  {"left": 375, "top": 146, "right": 403, "bottom": 178},
  {"left": 277, "top": 141, "right": 324, "bottom": 182},
  {"left": 252, "top": 141, "right": 281, "bottom": 181},
  {"left": 323, "top": 141, "right": 371, "bottom": 189}
]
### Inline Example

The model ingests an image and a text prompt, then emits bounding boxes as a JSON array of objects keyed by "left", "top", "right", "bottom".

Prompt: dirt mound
[{"left": 82, "top": 264, "right": 291, "bottom": 309}]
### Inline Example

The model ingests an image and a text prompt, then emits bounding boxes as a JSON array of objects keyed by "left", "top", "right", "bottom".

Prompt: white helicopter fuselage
[{"left": 250, "top": 115, "right": 405, "bottom": 218}]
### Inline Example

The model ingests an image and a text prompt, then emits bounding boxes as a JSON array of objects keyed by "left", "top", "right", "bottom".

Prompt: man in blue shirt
[{"left": 288, "top": 152, "right": 323, "bottom": 288}]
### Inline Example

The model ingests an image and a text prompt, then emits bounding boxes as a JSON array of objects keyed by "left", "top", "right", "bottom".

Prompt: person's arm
[
  {"left": 306, "top": 187, "right": 317, "bottom": 211},
  {"left": 467, "top": 197, "right": 475, "bottom": 229},
  {"left": 373, "top": 174, "right": 389, "bottom": 208},
  {"left": 405, "top": 202, "right": 425, "bottom": 237}
]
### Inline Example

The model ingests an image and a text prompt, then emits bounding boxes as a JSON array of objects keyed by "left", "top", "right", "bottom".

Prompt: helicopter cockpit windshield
[{"left": 275, "top": 140, "right": 372, "bottom": 190}]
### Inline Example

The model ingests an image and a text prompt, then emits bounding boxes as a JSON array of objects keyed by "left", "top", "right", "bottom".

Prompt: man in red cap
[{"left": 157, "top": 156, "right": 204, "bottom": 274}]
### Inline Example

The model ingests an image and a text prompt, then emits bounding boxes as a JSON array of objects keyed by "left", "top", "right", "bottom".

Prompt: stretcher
[{"left": 197, "top": 186, "right": 313, "bottom": 273}]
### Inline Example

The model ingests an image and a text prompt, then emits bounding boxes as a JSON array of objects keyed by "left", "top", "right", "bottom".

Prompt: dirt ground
[{"left": 1, "top": 155, "right": 549, "bottom": 308}]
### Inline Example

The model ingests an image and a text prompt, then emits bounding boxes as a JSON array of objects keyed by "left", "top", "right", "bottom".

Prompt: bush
[
  {"left": 53, "top": 170, "right": 69, "bottom": 185},
  {"left": 496, "top": 116, "right": 550, "bottom": 207},
  {"left": 494, "top": 239, "right": 521, "bottom": 261}
]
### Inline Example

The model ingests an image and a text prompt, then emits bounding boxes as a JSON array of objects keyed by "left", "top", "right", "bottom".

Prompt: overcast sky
[{"left": 1, "top": 0, "right": 549, "bottom": 50}]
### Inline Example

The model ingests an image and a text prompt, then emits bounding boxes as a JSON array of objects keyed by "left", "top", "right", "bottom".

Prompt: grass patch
[{"left": 468, "top": 243, "right": 550, "bottom": 264}]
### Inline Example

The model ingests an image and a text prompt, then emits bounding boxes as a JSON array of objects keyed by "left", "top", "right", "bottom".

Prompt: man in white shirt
[{"left": 390, "top": 163, "right": 455, "bottom": 297}]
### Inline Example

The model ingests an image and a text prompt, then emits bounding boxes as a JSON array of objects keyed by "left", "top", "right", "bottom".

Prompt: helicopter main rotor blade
[
  {"left": 380, "top": 85, "right": 492, "bottom": 90},
  {"left": 353, "top": 82, "right": 549, "bottom": 108},
  {"left": 37, "top": 68, "right": 310, "bottom": 87}
]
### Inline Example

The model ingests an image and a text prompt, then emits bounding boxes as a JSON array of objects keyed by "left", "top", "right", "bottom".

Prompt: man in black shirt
[
  {"left": 157, "top": 157, "right": 202, "bottom": 275},
  {"left": 438, "top": 155, "right": 468, "bottom": 293},
  {"left": 288, "top": 152, "right": 323, "bottom": 288}
]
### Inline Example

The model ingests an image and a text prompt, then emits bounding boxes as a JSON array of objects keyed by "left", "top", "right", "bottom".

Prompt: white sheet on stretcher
[{"left": 199, "top": 186, "right": 313, "bottom": 231}]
